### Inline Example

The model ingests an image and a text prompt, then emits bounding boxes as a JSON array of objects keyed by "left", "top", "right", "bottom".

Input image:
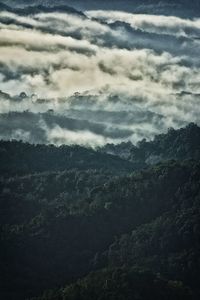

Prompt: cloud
[
  {"left": 46, "top": 126, "right": 119, "bottom": 147},
  {"left": 0, "top": 7, "right": 200, "bottom": 146},
  {"left": 86, "top": 10, "right": 200, "bottom": 38}
]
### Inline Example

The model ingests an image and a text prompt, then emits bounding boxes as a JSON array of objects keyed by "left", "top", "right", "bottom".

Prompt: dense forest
[
  {"left": 99, "top": 123, "right": 200, "bottom": 164},
  {"left": 0, "top": 123, "right": 200, "bottom": 300}
]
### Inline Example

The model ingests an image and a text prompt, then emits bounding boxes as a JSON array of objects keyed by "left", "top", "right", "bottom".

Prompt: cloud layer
[{"left": 0, "top": 5, "right": 200, "bottom": 146}]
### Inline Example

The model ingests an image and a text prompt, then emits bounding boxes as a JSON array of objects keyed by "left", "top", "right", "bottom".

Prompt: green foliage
[
  {"left": 32, "top": 268, "right": 196, "bottom": 300},
  {"left": 100, "top": 123, "right": 200, "bottom": 165},
  {"left": 0, "top": 140, "right": 135, "bottom": 177},
  {"left": 1, "top": 124, "right": 200, "bottom": 300}
]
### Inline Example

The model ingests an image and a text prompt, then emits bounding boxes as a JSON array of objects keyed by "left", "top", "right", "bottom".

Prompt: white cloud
[
  {"left": 0, "top": 8, "right": 200, "bottom": 145},
  {"left": 86, "top": 10, "right": 200, "bottom": 38},
  {"left": 45, "top": 125, "right": 122, "bottom": 147}
]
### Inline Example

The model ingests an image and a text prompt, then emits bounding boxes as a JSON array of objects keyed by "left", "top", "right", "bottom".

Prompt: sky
[{"left": 0, "top": 1, "right": 200, "bottom": 146}]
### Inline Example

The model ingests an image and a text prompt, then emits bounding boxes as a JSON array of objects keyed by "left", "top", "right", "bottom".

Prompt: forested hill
[
  {"left": 1, "top": 123, "right": 200, "bottom": 176},
  {"left": 2, "top": 160, "right": 199, "bottom": 300},
  {"left": 99, "top": 123, "right": 200, "bottom": 165},
  {"left": 1, "top": 124, "right": 200, "bottom": 300},
  {"left": 0, "top": 141, "right": 136, "bottom": 176}
]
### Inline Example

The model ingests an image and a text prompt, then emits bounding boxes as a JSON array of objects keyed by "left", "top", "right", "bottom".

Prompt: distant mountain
[
  {"left": 1, "top": 0, "right": 199, "bottom": 17},
  {"left": 0, "top": 2, "right": 85, "bottom": 16}
]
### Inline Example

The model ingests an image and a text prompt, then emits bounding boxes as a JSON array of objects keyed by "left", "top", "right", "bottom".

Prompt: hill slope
[
  {"left": 0, "top": 125, "right": 200, "bottom": 300},
  {"left": 100, "top": 123, "right": 200, "bottom": 165}
]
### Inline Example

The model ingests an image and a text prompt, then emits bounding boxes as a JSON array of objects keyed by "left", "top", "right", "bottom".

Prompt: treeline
[
  {"left": 0, "top": 140, "right": 135, "bottom": 177},
  {"left": 100, "top": 123, "right": 200, "bottom": 165}
]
